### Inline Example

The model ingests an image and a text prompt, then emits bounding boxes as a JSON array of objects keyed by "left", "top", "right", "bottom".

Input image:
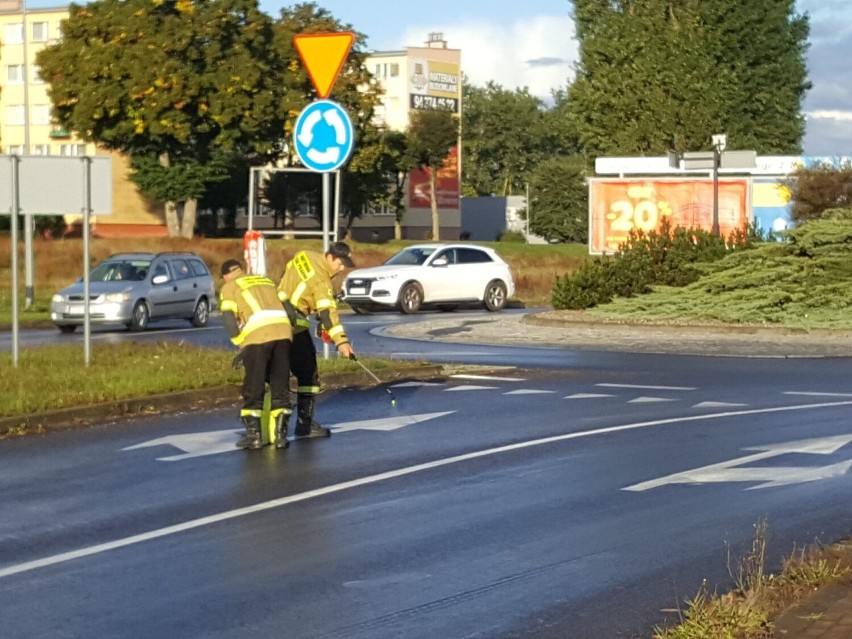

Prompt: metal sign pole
[
  {"left": 10, "top": 155, "right": 20, "bottom": 367},
  {"left": 83, "top": 157, "right": 92, "bottom": 365},
  {"left": 247, "top": 167, "right": 255, "bottom": 232},
  {"left": 322, "top": 171, "right": 331, "bottom": 359}
]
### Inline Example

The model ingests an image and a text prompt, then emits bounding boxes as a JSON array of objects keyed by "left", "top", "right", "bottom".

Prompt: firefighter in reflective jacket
[
  {"left": 219, "top": 259, "right": 293, "bottom": 450},
  {"left": 277, "top": 242, "right": 355, "bottom": 439}
]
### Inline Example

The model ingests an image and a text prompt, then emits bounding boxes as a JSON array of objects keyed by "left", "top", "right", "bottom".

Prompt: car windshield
[
  {"left": 384, "top": 247, "right": 436, "bottom": 266},
  {"left": 90, "top": 259, "right": 152, "bottom": 282}
]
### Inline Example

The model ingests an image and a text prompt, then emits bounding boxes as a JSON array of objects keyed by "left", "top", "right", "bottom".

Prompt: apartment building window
[
  {"left": 32, "top": 65, "right": 44, "bottom": 84},
  {"left": 4, "top": 23, "right": 23, "bottom": 45},
  {"left": 6, "top": 105, "right": 25, "bottom": 126},
  {"left": 59, "top": 144, "right": 87, "bottom": 156},
  {"left": 31, "top": 104, "right": 51, "bottom": 125},
  {"left": 6, "top": 64, "right": 25, "bottom": 84},
  {"left": 6, "top": 145, "right": 25, "bottom": 155},
  {"left": 390, "top": 63, "right": 399, "bottom": 77},
  {"left": 31, "top": 21, "right": 49, "bottom": 42},
  {"left": 32, "top": 144, "right": 50, "bottom": 156}
]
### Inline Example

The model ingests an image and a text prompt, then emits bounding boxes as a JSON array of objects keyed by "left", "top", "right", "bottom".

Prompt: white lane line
[
  {"left": 693, "top": 401, "right": 748, "bottom": 408},
  {"left": 565, "top": 393, "right": 616, "bottom": 399},
  {"left": 597, "top": 383, "right": 696, "bottom": 391},
  {"left": 4, "top": 398, "right": 852, "bottom": 580},
  {"left": 450, "top": 374, "right": 526, "bottom": 382},
  {"left": 785, "top": 391, "right": 852, "bottom": 397},
  {"left": 503, "top": 390, "right": 556, "bottom": 395},
  {"left": 444, "top": 385, "right": 498, "bottom": 392}
]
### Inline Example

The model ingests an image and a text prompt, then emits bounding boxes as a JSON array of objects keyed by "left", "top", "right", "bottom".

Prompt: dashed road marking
[
  {"left": 597, "top": 383, "right": 696, "bottom": 391},
  {"left": 628, "top": 397, "right": 678, "bottom": 403},
  {"left": 503, "top": 389, "right": 556, "bottom": 395}
]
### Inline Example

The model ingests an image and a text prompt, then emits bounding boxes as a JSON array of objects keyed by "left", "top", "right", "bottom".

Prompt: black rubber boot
[
  {"left": 236, "top": 415, "right": 263, "bottom": 450},
  {"left": 294, "top": 394, "right": 331, "bottom": 439},
  {"left": 272, "top": 409, "right": 290, "bottom": 449}
]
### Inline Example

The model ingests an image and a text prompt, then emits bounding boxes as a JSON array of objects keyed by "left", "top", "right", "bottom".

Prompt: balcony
[{"left": 49, "top": 128, "right": 70, "bottom": 138}]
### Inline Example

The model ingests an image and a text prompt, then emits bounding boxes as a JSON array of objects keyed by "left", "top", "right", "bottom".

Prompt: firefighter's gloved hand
[
  {"left": 231, "top": 351, "right": 245, "bottom": 370},
  {"left": 338, "top": 342, "right": 354, "bottom": 360},
  {"left": 334, "top": 291, "right": 345, "bottom": 302}
]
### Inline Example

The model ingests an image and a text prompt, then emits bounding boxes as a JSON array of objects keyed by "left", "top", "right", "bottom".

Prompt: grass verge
[
  {"left": 0, "top": 341, "right": 420, "bottom": 419},
  {"left": 653, "top": 521, "right": 852, "bottom": 638}
]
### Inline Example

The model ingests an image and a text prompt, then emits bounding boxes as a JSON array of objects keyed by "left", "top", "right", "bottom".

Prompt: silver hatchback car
[{"left": 50, "top": 252, "right": 217, "bottom": 332}]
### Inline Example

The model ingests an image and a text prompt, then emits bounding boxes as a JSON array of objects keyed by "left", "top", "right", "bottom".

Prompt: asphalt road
[{"left": 2, "top": 311, "right": 851, "bottom": 638}]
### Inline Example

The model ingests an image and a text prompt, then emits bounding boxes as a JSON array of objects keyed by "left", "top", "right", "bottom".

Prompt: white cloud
[{"left": 400, "top": 15, "right": 576, "bottom": 101}]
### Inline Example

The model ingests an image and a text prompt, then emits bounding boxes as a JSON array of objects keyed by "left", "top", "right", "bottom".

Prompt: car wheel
[
  {"left": 349, "top": 303, "right": 370, "bottom": 315},
  {"left": 57, "top": 325, "right": 76, "bottom": 334},
  {"left": 129, "top": 300, "right": 150, "bottom": 331},
  {"left": 437, "top": 304, "right": 458, "bottom": 312},
  {"left": 483, "top": 280, "right": 508, "bottom": 312},
  {"left": 399, "top": 282, "right": 423, "bottom": 314},
  {"left": 190, "top": 298, "right": 209, "bottom": 327}
]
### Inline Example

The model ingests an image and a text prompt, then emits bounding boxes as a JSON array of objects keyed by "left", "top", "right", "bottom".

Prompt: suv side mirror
[{"left": 152, "top": 274, "right": 169, "bottom": 285}]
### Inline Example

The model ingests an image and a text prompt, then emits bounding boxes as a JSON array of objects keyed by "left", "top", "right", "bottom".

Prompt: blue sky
[{"left": 258, "top": 0, "right": 851, "bottom": 157}]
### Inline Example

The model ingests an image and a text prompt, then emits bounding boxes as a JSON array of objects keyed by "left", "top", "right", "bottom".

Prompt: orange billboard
[
  {"left": 589, "top": 178, "right": 749, "bottom": 254},
  {"left": 408, "top": 146, "right": 460, "bottom": 209}
]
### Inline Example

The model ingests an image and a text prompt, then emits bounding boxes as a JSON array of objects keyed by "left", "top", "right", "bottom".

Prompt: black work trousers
[
  {"left": 290, "top": 329, "right": 320, "bottom": 394},
  {"left": 241, "top": 339, "right": 291, "bottom": 411}
]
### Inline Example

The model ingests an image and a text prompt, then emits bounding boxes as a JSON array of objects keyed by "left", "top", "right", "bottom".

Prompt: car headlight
[
  {"left": 51, "top": 293, "right": 64, "bottom": 303},
  {"left": 104, "top": 292, "right": 130, "bottom": 303}
]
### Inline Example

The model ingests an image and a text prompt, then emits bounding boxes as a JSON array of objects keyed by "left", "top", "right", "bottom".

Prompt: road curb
[
  {"left": 522, "top": 311, "right": 852, "bottom": 337},
  {"left": 0, "top": 365, "right": 448, "bottom": 438}
]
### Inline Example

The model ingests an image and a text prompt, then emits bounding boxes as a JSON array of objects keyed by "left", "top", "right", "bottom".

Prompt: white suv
[{"left": 343, "top": 243, "right": 515, "bottom": 314}]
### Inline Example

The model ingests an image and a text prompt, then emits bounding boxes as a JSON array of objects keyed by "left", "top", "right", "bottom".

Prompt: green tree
[
  {"left": 785, "top": 162, "right": 852, "bottom": 223},
  {"left": 462, "top": 80, "right": 552, "bottom": 196},
  {"left": 407, "top": 109, "right": 459, "bottom": 240},
  {"left": 346, "top": 130, "right": 414, "bottom": 240},
  {"left": 37, "top": 0, "right": 284, "bottom": 238},
  {"left": 568, "top": 0, "right": 810, "bottom": 157},
  {"left": 526, "top": 156, "right": 588, "bottom": 243}
]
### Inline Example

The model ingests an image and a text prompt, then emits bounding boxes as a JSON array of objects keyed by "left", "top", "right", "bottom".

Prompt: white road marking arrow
[
  {"left": 123, "top": 429, "right": 243, "bottom": 461},
  {"left": 328, "top": 411, "right": 454, "bottom": 433},
  {"left": 121, "top": 412, "right": 455, "bottom": 461},
  {"left": 628, "top": 396, "right": 677, "bottom": 403},
  {"left": 624, "top": 434, "right": 852, "bottom": 491}
]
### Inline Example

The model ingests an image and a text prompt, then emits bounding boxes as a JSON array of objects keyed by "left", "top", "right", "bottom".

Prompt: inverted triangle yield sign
[{"left": 293, "top": 32, "right": 355, "bottom": 98}]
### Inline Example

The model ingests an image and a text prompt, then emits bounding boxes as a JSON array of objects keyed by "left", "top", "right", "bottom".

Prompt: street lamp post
[
  {"left": 20, "top": 1, "right": 37, "bottom": 308},
  {"left": 711, "top": 133, "right": 727, "bottom": 237}
]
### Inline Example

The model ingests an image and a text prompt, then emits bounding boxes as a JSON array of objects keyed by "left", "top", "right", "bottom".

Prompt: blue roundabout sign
[{"left": 293, "top": 99, "right": 354, "bottom": 172}]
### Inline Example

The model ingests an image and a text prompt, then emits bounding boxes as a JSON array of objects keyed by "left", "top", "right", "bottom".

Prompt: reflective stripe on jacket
[
  {"left": 220, "top": 274, "right": 291, "bottom": 347},
  {"left": 277, "top": 250, "right": 348, "bottom": 347}
]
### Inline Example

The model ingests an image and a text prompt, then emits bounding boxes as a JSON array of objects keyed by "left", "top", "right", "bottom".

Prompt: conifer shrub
[{"left": 551, "top": 219, "right": 753, "bottom": 310}]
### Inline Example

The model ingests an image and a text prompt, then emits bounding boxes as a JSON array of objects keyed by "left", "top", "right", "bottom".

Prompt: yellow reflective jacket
[
  {"left": 277, "top": 250, "right": 348, "bottom": 347},
  {"left": 219, "top": 274, "right": 291, "bottom": 347}
]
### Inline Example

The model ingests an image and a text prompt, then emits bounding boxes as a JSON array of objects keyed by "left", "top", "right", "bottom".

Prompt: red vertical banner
[
  {"left": 408, "top": 146, "right": 460, "bottom": 209},
  {"left": 589, "top": 178, "right": 749, "bottom": 254}
]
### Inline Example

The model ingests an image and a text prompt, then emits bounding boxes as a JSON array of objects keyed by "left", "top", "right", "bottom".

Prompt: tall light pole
[
  {"left": 711, "top": 133, "right": 727, "bottom": 237},
  {"left": 525, "top": 182, "right": 530, "bottom": 242},
  {"left": 21, "top": 0, "right": 35, "bottom": 308}
]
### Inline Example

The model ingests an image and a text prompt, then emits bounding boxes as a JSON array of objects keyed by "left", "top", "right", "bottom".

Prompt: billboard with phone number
[{"left": 589, "top": 178, "right": 749, "bottom": 254}]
